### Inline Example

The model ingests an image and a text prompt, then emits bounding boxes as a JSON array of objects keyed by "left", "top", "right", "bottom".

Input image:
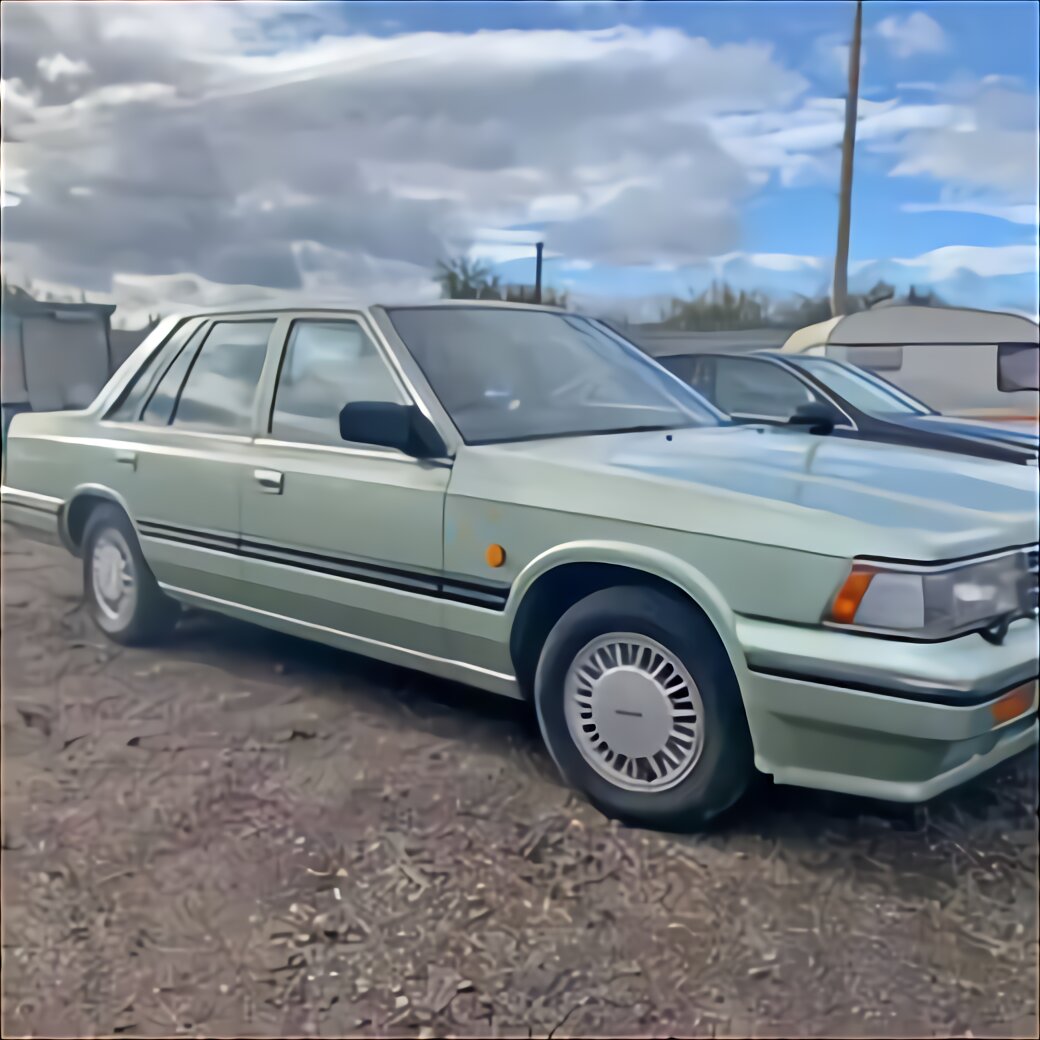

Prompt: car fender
[{"left": 505, "top": 539, "right": 748, "bottom": 681}]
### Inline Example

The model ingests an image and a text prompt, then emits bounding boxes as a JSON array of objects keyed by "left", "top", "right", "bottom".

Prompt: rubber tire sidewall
[
  {"left": 82, "top": 504, "right": 178, "bottom": 645},
  {"left": 535, "top": 585, "right": 753, "bottom": 831}
]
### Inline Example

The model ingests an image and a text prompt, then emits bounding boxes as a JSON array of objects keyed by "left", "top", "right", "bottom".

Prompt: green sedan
[{"left": 3, "top": 302, "right": 1037, "bottom": 829}]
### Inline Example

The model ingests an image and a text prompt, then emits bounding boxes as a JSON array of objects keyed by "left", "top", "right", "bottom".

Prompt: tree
[
  {"left": 434, "top": 255, "right": 568, "bottom": 306},
  {"left": 773, "top": 292, "right": 834, "bottom": 328},
  {"left": 501, "top": 284, "right": 569, "bottom": 307},
  {"left": 434, "top": 257, "right": 499, "bottom": 299},
  {"left": 772, "top": 280, "right": 897, "bottom": 328},
  {"left": 661, "top": 281, "right": 769, "bottom": 331}
]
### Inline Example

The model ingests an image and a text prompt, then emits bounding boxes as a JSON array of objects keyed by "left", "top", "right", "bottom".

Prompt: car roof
[
  {"left": 657, "top": 349, "right": 787, "bottom": 362},
  {"left": 162, "top": 298, "right": 567, "bottom": 322}
]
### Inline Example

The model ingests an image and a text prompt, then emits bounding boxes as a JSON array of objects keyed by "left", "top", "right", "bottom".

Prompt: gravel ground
[{"left": 2, "top": 525, "right": 1038, "bottom": 1039}]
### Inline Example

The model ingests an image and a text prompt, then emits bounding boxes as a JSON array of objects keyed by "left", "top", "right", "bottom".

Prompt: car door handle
[
  {"left": 253, "top": 468, "right": 283, "bottom": 494},
  {"left": 114, "top": 450, "right": 137, "bottom": 469}
]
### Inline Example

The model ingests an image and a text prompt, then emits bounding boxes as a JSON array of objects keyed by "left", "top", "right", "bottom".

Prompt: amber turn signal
[
  {"left": 485, "top": 543, "right": 506, "bottom": 568},
  {"left": 990, "top": 682, "right": 1036, "bottom": 726},
  {"left": 830, "top": 567, "right": 875, "bottom": 624}
]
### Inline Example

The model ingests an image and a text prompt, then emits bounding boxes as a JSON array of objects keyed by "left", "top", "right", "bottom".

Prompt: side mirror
[
  {"left": 998, "top": 343, "right": 1039, "bottom": 392},
  {"left": 787, "top": 401, "right": 838, "bottom": 435},
  {"left": 338, "top": 401, "right": 447, "bottom": 458}
]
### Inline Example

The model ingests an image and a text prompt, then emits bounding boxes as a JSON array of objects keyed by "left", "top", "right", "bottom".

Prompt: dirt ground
[{"left": 1, "top": 525, "right": 1037, "bottom": 1039}]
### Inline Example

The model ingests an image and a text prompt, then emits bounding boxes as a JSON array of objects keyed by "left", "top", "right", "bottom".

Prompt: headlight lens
[{"left": 827, "top": 550, "right": 1035, "bottom": 639}]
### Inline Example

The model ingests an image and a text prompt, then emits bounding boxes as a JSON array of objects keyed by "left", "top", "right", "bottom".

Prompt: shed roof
[
  {"left": 781, "top": 305, "right": 1039, "bottom": 353},
  {"left": 2, "top": 287, "right": 115, "bottom": 320}
]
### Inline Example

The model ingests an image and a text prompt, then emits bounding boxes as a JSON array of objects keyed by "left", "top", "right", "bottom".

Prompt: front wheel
[
  {"left": 82, "top": 504, "right": 179, "bottom": 645},
  {"left": 534, "top": 586, "right": 753, "bottom": 831}
]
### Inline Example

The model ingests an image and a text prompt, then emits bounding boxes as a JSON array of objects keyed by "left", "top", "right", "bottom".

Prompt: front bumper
[{"left": 737, "top": 615, "right": 1039, "bottom": 802}]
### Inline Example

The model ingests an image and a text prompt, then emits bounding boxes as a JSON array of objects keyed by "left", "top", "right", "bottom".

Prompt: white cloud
[
  {"left": 36, "top": 52, "right": 90, "bottom": 82},
  {"left": 2, "top": 5, "right": 808, "bottom": 296},
  {"left": 902, "top": 200, "right": 1037, "bottom": 225},
  {"left": 876, "top": 12, "right": 948, "bottom": 59},
  {"left": 890, "top": 244, "right": 1038, "bottom": 281},
  {"left": 809, "top": 32, "right": 868, "bottom": 85},
  {"left": 712, "top": 94, "right": 955, "bottom": 187},
  {"left": 467, "top": 229, "right": 559, "bottom": 265},
  {"left": 528, "top": 194, "right": 585, "bottom": 221},
  {"left": 897, "top": 81, "right": 938, "bottom": 93},
  {"left": 11, "top": 255, "right": 443, "bottom": 331},
  {"left": 888, "top": 79, "right": 1038, "bottom": 203},
  {"left": 2, "top": 1, "right": 1035, "bottom": 318},
  {"left": 746, "top": 253, "right": 826, "bottom": 273}
]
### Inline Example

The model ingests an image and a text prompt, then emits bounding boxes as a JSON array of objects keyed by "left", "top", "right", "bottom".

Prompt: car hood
[
  {"left": 900, "top": 414, "right": 1040, "bottom": 451},
  {"left": 459, "top": 424, "right": 1039, "bottom": 560}
]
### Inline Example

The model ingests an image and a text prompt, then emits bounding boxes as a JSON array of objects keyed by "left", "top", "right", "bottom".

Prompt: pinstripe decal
[{"left": 136, "top": 519, "right": 509, "bottom": 609}]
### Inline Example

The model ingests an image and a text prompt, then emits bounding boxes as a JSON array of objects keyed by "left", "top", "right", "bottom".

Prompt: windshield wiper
[
  {"left": 584, "top": 423, "right": 689, "bottom": 437},
  {"left": 467, "top": 422, "right": 703, "bottom": 446}
]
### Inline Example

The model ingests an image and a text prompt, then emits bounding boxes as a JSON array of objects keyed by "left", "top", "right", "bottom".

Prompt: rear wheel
[
  {"left": 82, "top": 504, "right": 179, "bottom": 645},
  {"left": 534, "top": 585, "right": 753, "bottom": 830}
]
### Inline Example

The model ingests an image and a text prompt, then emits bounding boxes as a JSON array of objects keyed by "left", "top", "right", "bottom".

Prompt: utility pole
[
  {"left": 831, "top": 0, "right": 862, "bottom": 317},
  {"left": 534, "top": 241, "right": 544, "bottom": 304}
]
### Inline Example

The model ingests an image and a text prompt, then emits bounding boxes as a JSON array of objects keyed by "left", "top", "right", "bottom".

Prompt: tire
[
  {"left": 534, "top": 585, "right": 753, "bottom": 831},
  {"left": 82, "top": 503, "right": 179, "bottom": 645}
]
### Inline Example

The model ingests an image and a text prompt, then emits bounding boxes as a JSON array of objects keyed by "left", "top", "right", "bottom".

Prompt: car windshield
[
  {"left": 785, "top": 356, "right": 934, "bottom": 416},
  {"left": 386, "top": 307, "right": 721, "bottom": 444}
]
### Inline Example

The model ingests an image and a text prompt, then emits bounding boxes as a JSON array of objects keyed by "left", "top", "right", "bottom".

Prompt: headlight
[{"left": 826, "top": 549, "right": 1036, "bottom": 640}]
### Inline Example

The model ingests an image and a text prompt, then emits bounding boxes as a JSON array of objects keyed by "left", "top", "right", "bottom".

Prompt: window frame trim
[
  {"left": 264, "top": 315, "right": 412, "bottom": 450},
  {"left": 137, "top": 319, "right": 212, "bottom": 426},
  {"left": 102, "top": 317, "right": 205, "bottom": 423},
  {"left": 164, "top": 317, "right": 280, "bottom": 435}
]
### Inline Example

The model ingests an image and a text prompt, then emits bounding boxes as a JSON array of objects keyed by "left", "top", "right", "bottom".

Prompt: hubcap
[
  {"left": 564, "top": 633, "right": 705, "bottom": 792},
  {"left": 91, "top": 531, "right": 136, "bottom": 624}
]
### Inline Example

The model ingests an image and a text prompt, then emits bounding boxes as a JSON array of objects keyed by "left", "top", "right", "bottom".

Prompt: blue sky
[
  {"left": 2, "top": 1, "right": 1037, "bottom": 324},
  {"left": 466, "top": 1, "right": 1039, "bottom": 313}
]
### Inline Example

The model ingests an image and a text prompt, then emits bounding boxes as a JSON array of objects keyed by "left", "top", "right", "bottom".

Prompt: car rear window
[
  {"left": 171, "top": 321, "right": 274, "bottom": 433},
  {"left": 107, "top": 320, "right": 199, "bottom": 422},
  {"left": 140, "top": 324, "right": 209, "bottom": 426}
]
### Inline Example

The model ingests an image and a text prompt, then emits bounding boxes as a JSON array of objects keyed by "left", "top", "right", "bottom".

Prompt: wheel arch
[
  {"left": 506, "top": 541, "right": 744, "bottom": 697},
  {"left": 62, "top": 483, "right": 139, "bottom": 556}
]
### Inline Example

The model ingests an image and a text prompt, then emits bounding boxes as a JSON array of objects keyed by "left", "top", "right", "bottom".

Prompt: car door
[
  {"left": 237, "top": 312, "right": 451, "bottom": 660},
  {"left": 98, "top": 316, "right": 277, "bottom": 600}
]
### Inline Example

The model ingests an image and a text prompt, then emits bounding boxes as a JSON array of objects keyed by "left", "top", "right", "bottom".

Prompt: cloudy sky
[{"left": 1, "top": 0, "right": 1037, "bottom": 326}]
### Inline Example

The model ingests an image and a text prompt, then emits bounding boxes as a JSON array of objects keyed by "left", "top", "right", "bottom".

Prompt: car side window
[
  {"left": 169, "top": 321, "right": 274, "bottom": 433},
  {"left": 270, "top": 320, "right": 405, "bottom": 447},
  {"left": 108, "top": 321, "right": 198, "bottom": 422},
  {"left": 686, "top": 356, "right": 718, "bottom": 398},
  {"left": 659, "top": 356, "right": 697, "bottom": 383},
  {"left": 140, "top": 324, "right": 209, "bottom": 426},
  {"left": 712, "top": 358, "right": 816, "bottom": 419}
]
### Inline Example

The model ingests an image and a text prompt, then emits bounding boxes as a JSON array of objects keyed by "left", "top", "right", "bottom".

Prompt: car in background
[
  {"left": 657, "top": 350, "right": 1039, "bottom": 465},
  {"left": 3, "top": 302, "right": 1038, "bottom": 830},
  {"left": 778, "top": 304, "right": 1040, "bottom": 422}
]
